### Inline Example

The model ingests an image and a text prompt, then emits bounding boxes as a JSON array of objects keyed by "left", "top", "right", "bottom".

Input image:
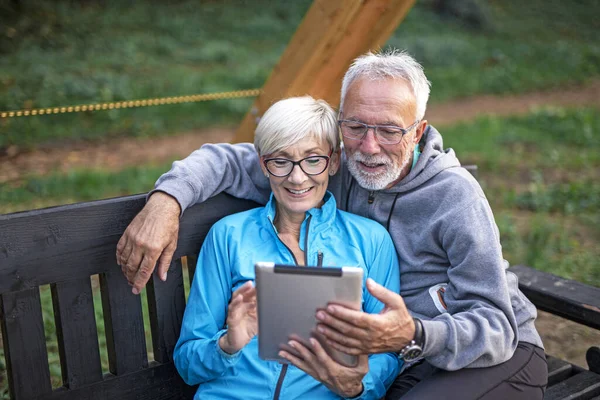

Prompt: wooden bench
[{"left": 1, "top": 192, "right": 599, "bottom": 399}]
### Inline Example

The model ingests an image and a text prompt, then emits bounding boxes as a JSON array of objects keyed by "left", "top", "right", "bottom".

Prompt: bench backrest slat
[
  {"left": 1, "top": 288, "right": 52, "bottom": 399},
  {"left": 0, "top": 196, "right": 148, "bottom": 293},
  {"left": 100, "top": 269, "right": 148, "bottom": 375},
  {"left": 147, "top": 258, "right": 187, "bottom": 364},
  {"left": 51, "top": 278, "right": 103, "bottom": 388}
]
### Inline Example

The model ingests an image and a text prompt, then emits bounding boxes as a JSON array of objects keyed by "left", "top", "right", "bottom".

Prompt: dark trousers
[{"left": 386, "top": 342, "right": 548, "bottom": 400}]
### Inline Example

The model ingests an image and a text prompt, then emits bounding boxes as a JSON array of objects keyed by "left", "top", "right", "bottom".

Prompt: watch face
[{"left": 401, "top": 344, "right": 422, "bottom": 361}]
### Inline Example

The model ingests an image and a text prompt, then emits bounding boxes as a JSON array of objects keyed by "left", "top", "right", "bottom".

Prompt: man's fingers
[
  {"left": 317, "top": 324, "right": 363, "bottom": 348},
  {"left": 316, "top": 308, "right": 372, "bottom": 337},
  {"left": 316, "top": 324, "right": 364, "bottom": 354},
  {"left": 131, "top": 254, "right": 155, "bottom": 295},
  {"left": 366, "top": 278, "right": 405, "bottom": 310},
  {"left": 324, "top": 338, "right": 362, "bottom": 356},
  {"left": 119, "top": 238, "right": 134, "bottom": 270},
  {"left": 156, "top": 240, "right": 176, "bottom": 281},
  {"left": 320, "top": 304, "right": 373, "bottom": 330},
  {"left": 131, "top": 254, "right": 157, "bottom": 292},
  {"left": 116, "top": 233, "right": 127, "bottom": 265}
]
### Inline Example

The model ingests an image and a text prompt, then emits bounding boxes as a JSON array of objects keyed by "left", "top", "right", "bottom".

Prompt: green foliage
[
  {"left": 515, "top": 175, "right": 599, "bottom": 214},
  {"left": 0, "top": 163, "right": 171, "bottom": 207},
  {"left": 1, "top": 0, "right": 599, "bottom": 149},
  {"left": 0, "top": 338, "right": 6, "bottom": 400}
]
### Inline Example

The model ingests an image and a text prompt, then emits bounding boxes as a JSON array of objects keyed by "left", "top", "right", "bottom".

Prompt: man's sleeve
[
  {"left": 151, "top": 142, "right": 272, "bottom": 214},
  {"left": 355, "top": 232, "right": 401, "bottom": 399},
  {"left": 421, "top": 195, "right": 519, "bottom": 370}
]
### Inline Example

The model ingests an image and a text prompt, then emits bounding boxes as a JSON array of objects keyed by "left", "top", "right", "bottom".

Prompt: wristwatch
[{"left": 398, "top": 318, "right": 425, "bottom": 362}]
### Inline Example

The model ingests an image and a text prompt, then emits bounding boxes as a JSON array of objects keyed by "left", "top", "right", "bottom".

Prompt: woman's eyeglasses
[{"left": 263, "top": 150, "right": 332, "bottom": 177}]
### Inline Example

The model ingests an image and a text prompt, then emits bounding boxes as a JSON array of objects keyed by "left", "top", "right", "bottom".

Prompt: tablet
[{"left": 254, "top": 262, "right": 363, "bottom": 367}]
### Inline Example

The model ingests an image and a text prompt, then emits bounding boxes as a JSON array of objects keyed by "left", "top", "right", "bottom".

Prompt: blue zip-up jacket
[{"left": 174, "top": 192, "right": 401, "bottom": 400}]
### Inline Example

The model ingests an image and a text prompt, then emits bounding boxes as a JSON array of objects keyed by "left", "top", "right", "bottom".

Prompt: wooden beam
[{"left": 234, "top": 0, "right": 415, "bottom": 143}]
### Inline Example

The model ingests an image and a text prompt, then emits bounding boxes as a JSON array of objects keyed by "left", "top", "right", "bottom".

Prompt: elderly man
[{"left": 117, "top": 50, "right": 547, "bottom": 399}]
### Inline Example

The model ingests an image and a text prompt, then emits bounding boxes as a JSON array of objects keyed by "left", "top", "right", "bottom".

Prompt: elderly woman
[{"left": 173, "top": 96, "right": 400, "bottom": 399}]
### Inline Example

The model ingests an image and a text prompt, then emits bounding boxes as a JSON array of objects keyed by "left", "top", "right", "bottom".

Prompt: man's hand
[
  {"left": 116, "top": 191, "right": 181, "bottom": 294},
  {"left": 316, "top": 278, "right": 415, "bottom": 355},
  {"left": 279, "top": 337, "right": 367, "bottom": 398},
  {"left": 219, "top": 282, "right": 258, "bottom": 354}
]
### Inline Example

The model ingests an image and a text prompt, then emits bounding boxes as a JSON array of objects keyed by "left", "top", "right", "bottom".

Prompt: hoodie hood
[{"left": 386, "top": 125, "right": 462, "bottom": 193}]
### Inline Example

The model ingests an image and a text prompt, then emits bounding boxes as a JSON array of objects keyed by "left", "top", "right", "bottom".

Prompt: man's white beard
[{"left": 346, "top": 150, "right": 411, "bottom": 191}]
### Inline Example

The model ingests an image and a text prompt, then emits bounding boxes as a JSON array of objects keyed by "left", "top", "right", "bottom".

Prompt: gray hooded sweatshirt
[{"left": 154, "top": 125, "right": 543, "bottom": 371}]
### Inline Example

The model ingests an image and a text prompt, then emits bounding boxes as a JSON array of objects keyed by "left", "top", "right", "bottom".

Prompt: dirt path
[{"left": 2, "top": 80, "right": 600, "bottom": 185}]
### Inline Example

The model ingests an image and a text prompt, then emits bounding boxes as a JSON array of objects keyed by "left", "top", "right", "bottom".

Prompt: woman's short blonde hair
[{"left": 254, "top": 96, "right": 340, "bottom": 156}]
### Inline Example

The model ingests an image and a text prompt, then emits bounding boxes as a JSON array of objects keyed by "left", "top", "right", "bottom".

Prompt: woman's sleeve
[
  {"left": 355, "top": 231, "right": 401, "bottom": 400},
  {"left": 173, "top": 223, "right": 241, "bottom": 385}
]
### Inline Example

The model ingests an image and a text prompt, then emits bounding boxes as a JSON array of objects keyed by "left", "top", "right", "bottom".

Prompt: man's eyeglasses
[
  {"left": 338, "top": 119, "right": 420, "bottom": 145},
  {"left": 263, "top": 150, "right": 332, "bottom": 178}
]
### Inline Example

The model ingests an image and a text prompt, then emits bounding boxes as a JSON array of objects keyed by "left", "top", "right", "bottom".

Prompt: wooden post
[{"left": 234, "top": 0, "right": 415, "bottom": 143}]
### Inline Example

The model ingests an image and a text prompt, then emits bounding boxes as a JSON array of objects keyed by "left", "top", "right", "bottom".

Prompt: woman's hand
[
  {"left": 279, "top": 337, "right": 368, "bottom": 398},
  {"left": 219, "top": 281, "right": 258, "bottom": 354}
]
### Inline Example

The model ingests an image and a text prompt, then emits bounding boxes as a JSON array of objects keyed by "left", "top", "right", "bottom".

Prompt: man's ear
[{"left": 415, "top": 119, "right": 428, "bottom": 144}]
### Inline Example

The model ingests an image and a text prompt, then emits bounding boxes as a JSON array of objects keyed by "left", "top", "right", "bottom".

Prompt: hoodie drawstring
[{"left": 386, "top": 192, "right": 400, "bottom": 231}]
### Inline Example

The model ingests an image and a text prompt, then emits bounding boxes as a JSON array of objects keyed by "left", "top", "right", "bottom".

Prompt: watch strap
[{"left": 413, "top": 318, "right": 425, "bottom": 348}]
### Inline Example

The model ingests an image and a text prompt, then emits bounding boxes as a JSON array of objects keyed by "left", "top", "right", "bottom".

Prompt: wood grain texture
[
  {"left": 147, "top": 258, "right": 186, "bottom": 363},
  {"left": 0, "top": 288, "right": 52, "bottom": 399},
  {"left": 51, "top": 278, "right": 103, "bottom": 388},
  {"left": 100, "top": 268, "right": 148, "bottom": 375}
]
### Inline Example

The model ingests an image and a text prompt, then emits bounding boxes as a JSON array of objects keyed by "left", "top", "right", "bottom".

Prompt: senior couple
[{"left": 117, "top": 50, "right": 548, "bottom": 399}]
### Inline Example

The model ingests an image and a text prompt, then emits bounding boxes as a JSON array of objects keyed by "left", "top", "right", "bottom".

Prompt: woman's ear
[
  {"left": 258, "top": 154, "right": 269, "bottom": 178},
  {"left": 329, "top": 147, "right": 342, "bottom": 175}
]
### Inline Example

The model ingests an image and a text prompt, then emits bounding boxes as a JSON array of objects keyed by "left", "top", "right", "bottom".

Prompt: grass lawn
[{"left": 1, "top": 0, "right": 599, "bottom": 150}]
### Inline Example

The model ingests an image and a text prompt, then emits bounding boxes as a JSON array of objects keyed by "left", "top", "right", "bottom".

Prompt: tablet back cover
[{"left": 255, "top": 262, "right": 363, "bottom": 367}]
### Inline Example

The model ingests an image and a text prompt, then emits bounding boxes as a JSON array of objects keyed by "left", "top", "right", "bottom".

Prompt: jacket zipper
[
  {"left": 273, "top": 364, "right": 288, "bottom": 400},
  {"left": 368, "top": 191, "right": 375, "bottom": 204},
  {"left": 303, "top": 216, "right": 312, "bottom": 266},
  {"left": 272, "top": 214, "right": 312, "bottom": 399},
  {"left": 317, "top": 251, "right": 323, "bottom": 267}
]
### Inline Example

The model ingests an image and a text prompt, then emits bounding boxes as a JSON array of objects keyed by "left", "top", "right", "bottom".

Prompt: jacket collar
[{"left": 261, "top": 191, "right": 337, "bottom": 235}]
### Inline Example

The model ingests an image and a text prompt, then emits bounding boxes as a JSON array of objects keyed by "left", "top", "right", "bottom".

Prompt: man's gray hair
[
  {"left": 254, "top": 96, "right": 340, "bottom": 156},
  {"left": 340, "top": 49, "right": 431, "bottom": 120}
]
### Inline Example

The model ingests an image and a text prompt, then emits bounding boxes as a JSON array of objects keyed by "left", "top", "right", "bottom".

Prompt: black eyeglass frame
[
  {"left": 263, "top": 149, "right": 333, "bottom": 178},
  {"left": 338, "top": 119, "right": 421, "bottom": 145}
]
